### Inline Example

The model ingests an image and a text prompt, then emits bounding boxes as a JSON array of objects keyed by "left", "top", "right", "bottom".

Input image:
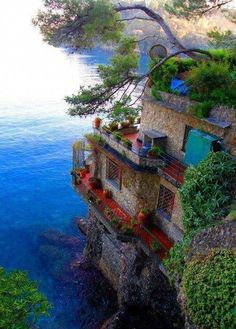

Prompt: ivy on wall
[
  {"left": 183, "top": 249, "right": 236, "bottom": 329},
  {"left": 164, "top": 152, "right": 236, "bottom": 328}
]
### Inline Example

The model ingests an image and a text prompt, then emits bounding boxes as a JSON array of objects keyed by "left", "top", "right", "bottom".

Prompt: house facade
[{"left": 72, "top": 89, "right": 236, "bottom": 264}]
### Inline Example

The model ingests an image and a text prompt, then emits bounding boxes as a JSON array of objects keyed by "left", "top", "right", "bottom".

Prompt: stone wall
[
  {"left": 155, "top": 177, "right": 184, "bottom": 242},
  {"left": 140, "top": 94, "right": 234, "bottom": 161},
  {"left": 85, "top": 213, "right": 184, "bottom": 328},
  {"left": 95, "top": 151, "right": 184, "bottom": 241},
  {"left": 97, "top": 152, "right": 161, "bottom": 217}
]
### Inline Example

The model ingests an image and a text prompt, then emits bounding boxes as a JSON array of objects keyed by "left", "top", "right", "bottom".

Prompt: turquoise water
[
  {"left": 0, "top": 3, "right": 148, "bottom": 327},
  {"left": 0, "top": 22, "right": 148, "bottom": 329}
]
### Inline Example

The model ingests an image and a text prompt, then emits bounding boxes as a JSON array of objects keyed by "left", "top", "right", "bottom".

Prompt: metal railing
[{"left": 94, "top": 128, "right": 186, "bottom": 186}]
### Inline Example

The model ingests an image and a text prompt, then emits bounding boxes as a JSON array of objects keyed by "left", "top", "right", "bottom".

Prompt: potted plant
[
  {"left": 137, "top": 208, "right": 151, "bottom": 225},
  {"left": 85, "top": 164, "right": 90, "bottom": 173},
  {"left": 136, "top": 117, "right": 141, "bottom": 124},
  {"left": 128, "top": 116, "right": 135, "bottom": 125},
  {"left": 103, "top": 188, "right": 112, "bottom": 199},
  {"left": 88, "top": 177, "right": 101, "bottom": 189},
  {"left": 122, "top": 138, "right": 132, "bottom": 149},
  {"left": 121, "top": 121, "right": 130, "bottom": 129},
  {"left": 102, "top": 125, "right": 111, "bottom": 134},
  {"left": 151, "top": 240, "right": 161, "bottom": 253},
  {"left": 113, "top": 131, "right": 123, "bottom": 141},
  {"left": 120, "top": 224, "right": 133, "bottom": 236},
  {"left": 109, "top": 121, "right": 119, "bottom": 131},
  {"left": 147, "top": 145, "right": 162, "bottom": 158},
  {"left": 94, "top": 117, "right": 102, "bottom": 128}
]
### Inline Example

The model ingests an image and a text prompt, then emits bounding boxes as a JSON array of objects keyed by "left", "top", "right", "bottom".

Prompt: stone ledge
[{"left": 143, "top": 92, "right": 232, "bottom": 130}]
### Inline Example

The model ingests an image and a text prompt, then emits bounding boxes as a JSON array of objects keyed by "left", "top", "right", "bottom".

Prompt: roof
[{"left": 143, "top": 129, "right": 167, "bottom": 139}]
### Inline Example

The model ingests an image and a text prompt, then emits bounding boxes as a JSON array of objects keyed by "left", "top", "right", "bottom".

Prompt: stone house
[{"left": 72, "top": 89, "right": 236, "bottom": 264}]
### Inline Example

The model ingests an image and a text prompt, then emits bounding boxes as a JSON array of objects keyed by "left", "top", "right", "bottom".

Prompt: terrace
[
  {"left": 93, "top": 127, "right": 186, "bottom": 186},
  {"left": 72, "top": 170, "right": 173, "bottom": 261}
]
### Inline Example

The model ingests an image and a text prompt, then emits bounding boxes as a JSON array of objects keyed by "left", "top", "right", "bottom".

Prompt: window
[
  {"left": 157, "top": 185, "right": 175, "bottom": 220},
  {"left": 106, "top": 157, "right": 121, "bottom": 189},
  {"left": 182, "top": 125, "right": 193, "bottom": 152}
]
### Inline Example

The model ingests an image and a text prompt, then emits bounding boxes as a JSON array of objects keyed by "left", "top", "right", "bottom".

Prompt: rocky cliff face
[
  {"left": 177, "top": 220, "right": 236, "bottom": 329},
  {"left": 84, "top": 214, "right": 184, "bottom": 329}
]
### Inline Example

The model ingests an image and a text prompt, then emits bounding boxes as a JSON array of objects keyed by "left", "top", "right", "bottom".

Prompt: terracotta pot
[
  {"left": 94, "top": 118, "right": 102, "bottom": 128},
  {"left": 103, "top": 190, "right": 112, "bottom": 199},
  {"left": 85, "top": 165, "right": 90, "bottom": 173},
  {"left": 109, "top": 122, "right": 119, "bottom": 131},
  {"left": 137, "top": 212, "right": 150, "bottom": 226},
  {"left": 88, "top": 177, "right": 101, "bottom": 189},
  {"left": 121, "top": 122, "right": 130, "bottom": 129}
]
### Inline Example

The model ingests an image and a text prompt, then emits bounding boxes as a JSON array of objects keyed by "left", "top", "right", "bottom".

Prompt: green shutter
[{"left": 184, "top": 129, "right": 220, "bottom": 166}]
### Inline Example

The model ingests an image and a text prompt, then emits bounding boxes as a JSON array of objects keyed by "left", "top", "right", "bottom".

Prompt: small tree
[
  {"left": 0, "top": 267, "right": 51, "bottom": 329},
  {"left": 33, "top": 0, "right": 228, "bottom": 117}
]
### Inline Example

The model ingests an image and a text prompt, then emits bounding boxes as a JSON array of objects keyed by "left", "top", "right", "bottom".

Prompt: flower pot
[
  {"left": 109, "top": 122, "right": 119, "bottom": 131},
  {"left": 85, "top": 165, "right": 90, "bottom": 173},
  {"left": 88, "top": 177, "right": 101, "bottom": 189},
  {"left": 137, "top": 211, "right": 150, "bottom": 226},
  {"left": 103, "top": 189, "right": 112, "bottom": 199},
  {"left": 94, "top": 118, "right": 102, "bottom": 128},
  {"left": 121, "top": 122, "right": 130, "bottom": 129}
]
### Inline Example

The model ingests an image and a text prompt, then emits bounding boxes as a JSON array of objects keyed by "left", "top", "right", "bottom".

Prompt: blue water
[{"left": 0, "top": 39, "right": 148, "bottom": 328}]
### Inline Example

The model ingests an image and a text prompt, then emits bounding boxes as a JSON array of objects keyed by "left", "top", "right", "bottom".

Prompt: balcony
[
  {"left": 72, "top": 170, "right": 173, "bottom": 260},
  {"left": 92, "top": 128, "right": 186, "bottom": 186}
]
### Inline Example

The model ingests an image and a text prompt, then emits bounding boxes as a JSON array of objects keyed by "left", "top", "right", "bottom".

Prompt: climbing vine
[{"left": 183, "top": 249, "right": 236, "bottom": 329}]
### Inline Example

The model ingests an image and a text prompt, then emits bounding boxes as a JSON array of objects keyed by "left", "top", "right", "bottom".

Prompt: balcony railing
[
  {"left": 72, "top": 171, "right": 173, "bottom": 260},
  {"left": 93, "top": 128, "right": 186, "bottom": 186}
]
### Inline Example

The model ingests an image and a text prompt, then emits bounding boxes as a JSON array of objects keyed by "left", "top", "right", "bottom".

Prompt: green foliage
[
  {"left": 122, "top": 137, "right": 132, "bottom": 148},
  {"left": 0, "top": 267, "right": 51, "bottom": 329},
  {"left": 148, "top": 145, "right": 162, "bottom": 157},
  {"left": 107, "top": 97, "right": 140, "bottom": 123},
  {"left": 151, "top": 239, "right": 161, "bottom": 252},
  {"left": 189, "top": 101, "right": 213, "bottom": 118},
  {"left": 85, "top": 133, "right": 106, "bottom": 146},
  {"left": 65, "top": 37, "right": 139, "bottom": 116},
  {"left": 151, "top": 53, "right": 236, "bottom": 110},
  {"left": 208, "top": 27, "right": 236, "bottom": 49},
  {"left": 188, "top": 61, "right": 236, "bottom": 106},
  {"left": 33, "top": 0, "right": 124, "bottom": 49},
  {"left": 165, "top": 0, "right": 233, "bottom": 19},
  {"left": 151, "top": 58, "right": 178, "bottom": 93},
  {"left": 163, "top": 235, "right": 191, "bottom": 284},
  {"left": 183, "top": 249, "right": 236, "bottom": 329},
  {"left": 180, "top": 152, "right": 236, "bottom": 233},
  {"left": 113, "top": 131, "right": 123, "bottom": 141}
]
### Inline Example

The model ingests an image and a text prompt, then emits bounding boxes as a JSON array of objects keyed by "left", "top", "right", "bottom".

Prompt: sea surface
[{"left": 0, "top": 2, "right": 148, "bottom": 328}]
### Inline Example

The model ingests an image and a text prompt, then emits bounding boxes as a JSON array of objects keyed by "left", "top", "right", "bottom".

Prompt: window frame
[
  {"left": 157, "top": 184, "right": 175, "bottom": 221},
  {"left": 105, "top": 157, "right": 122, "bottom": 190},
  {"left": 182, "top": 125, "right": 193, "bottom": 152}
]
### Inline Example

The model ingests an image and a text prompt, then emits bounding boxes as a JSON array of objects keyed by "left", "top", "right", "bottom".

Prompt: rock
[
  {"left": 74, "top": 217, "right": 88, "bottom": 235},
  {"left": 187, "top": 220, "right": 236, "bottom": 261},
  {"left": 84, "top": 213, "right": 184, "bottom": 328},
  {"left": 101, "top": 306, "right": 181, "bottom": 329},
  {"left": 39, "top": 229, "right": 81, "bottom": 249},
  {"left": 38, "top": 244, "right": 75, "bottom": 282}
]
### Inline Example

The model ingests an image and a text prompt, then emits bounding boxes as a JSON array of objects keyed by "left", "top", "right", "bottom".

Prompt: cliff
[{"left": 84, "top": 213, "right": 184, "bottom": 329}]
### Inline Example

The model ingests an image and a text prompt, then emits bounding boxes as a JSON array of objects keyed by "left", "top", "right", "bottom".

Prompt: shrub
[
  {"left": 188, "top": 61, "right": 231, "bottom": 95},
  {"left": 151, "top": 57, "right": 178, "bottom": 93},
  {"left": 113, "top": 131, "right": 123, "bottom": 141},
  {"left": 122, "top": 137, "right": 132, "bottom": 148},
  {"left": 0, "top": 268, "right": 51, "bottom": 329},
  {"left": 151, "top": 240, "right": 161, "bottom": 253},
  {"left": 163, "top": 235, "right": 192, "bottom": 284},
  {"left": 188, "top": 61, "right": 236, "bottom": 108},
  {"left": 183, "top": 249, "right": 236, "bottom": 329},
  {"left": 180, "top": 152, "right": 236, "bottom": 233},
  {"left": 189, "top": 101, "right": 213, "bottom": 118}
]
